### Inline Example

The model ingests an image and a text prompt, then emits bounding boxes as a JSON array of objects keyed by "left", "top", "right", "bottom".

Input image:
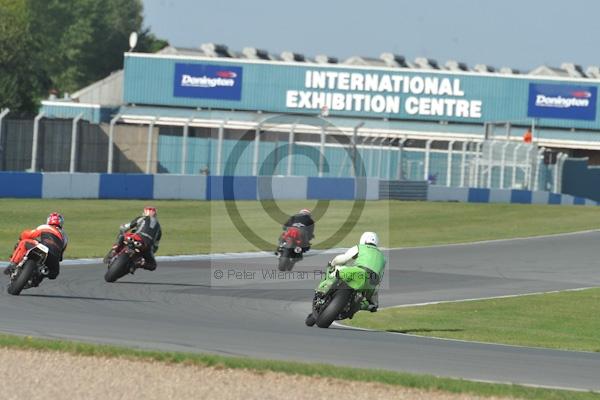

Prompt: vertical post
[
  {"left": 69, "top": 113, "right": 84, "bottom": 173},
  {"left": 460, "top": 141, "right": 468, "bottom": 187},
  {"left": 424, "top": 139, "right": 433, "bottom": 181},
  {"left": 556, "top": 153, "right": 567, "bottom": 193},
  {"left": 30, "top": 112, "right": 45, "bottom": 172},
  {"left": 511, "top": 143, "right": 523, "bottom": 188},
  {"left": 252, "top": 122, "right": 262, "bottom": 176},
  {"left": 533, "top": 147, "right": 545, "bottom": 191},
  {"left": 107, "top": 114, "right": 120, "bottom": 173},
  {"left": 446, "top": 140, "right": 455, "bottom": 187},
  {"left": 524, "top": 146, "right": 532, "bottom": 190},
  {"left": 287, "top": 123, "right": 295, "bottom": 176},
  {"left": 181, "top": 118, "right": 191, "bottom": 175},
  {"left": 376, "top": 137, "right": 385, "bottom": 178},
  {"left": 397, "top": 136, "right": 406, "bottom": 180},
  {"left": 473, "top": 142, "right": 482, "bottom": 187},
  {"left": 499, "top": 141, "right": 510, "bottom": 189},
  {"left": 386, "top": 138, "right": 393, "bottom": 179},
  {"left": 486, "top": 141, "right": 495, "bottom": 188},
  {"left": 505, "top": 122, "right": 511, "bottom": 140},
  {"left": 318, "top": 125, "right": 325, "bottom": 177},
  {"left": 216, "top": 120, "right": 226, "bottom": 176},
  {"left": 0, "top": 108, "right": 9, "bottom": 169},
  {"left": 352, "top": 122, "right": 364, "bottom": 177},
  {"left": 145, "top": 118, "right": 156, "bottom": 174}
]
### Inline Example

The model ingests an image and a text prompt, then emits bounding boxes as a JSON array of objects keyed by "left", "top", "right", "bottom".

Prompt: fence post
[
  {"left": 318, "top": 125, "right": 325, "bottom": 177},
  {"left": 181, "top": 118, "right": 191, "bottom": 175},
  {"left": 69, "top": 113, "right": 84, "bottom": 173},
  {"left": 386, "top": 137, "right": 393, "bottom": 179},
  {"left": 252, "top": 122, "right": 262, "bottom": 176},
  {"left": 460, "top": 141, "right": 468, "bottom": 187},
  {"left": 107, "top": 114, "right": 121, "bottom": 173},
  {"left": 499, "top": 141, "right": 510, "bottom": 189},
  {"left": 511, "top": 143, "right": 524, "bottom": 188},
  {"left": 424, "top": 139, "right": 433, "bottom": 181},
  {"left": 352, "top": 122, "right": 364, "bottom": 177},
  {"left": 287, "top": 123, "right": 295, "bottom": 176},
  {"left": 533, "top": 147, "right": 545, "bottom": 191},
  {"left": 473, "top": 142, "right": 482, "bottom": 187},
  {"left": 446, "top": 140, "right": 455, "bottom": 186},
  {"left": 30, "top": 112, "right": 45, "bottom": 172},
  {"left": 216, "top": 120, "right": 226, "bottom": 176},
  {"left": 397, "top": 136, "right": 406, "bottom": 180},
  {"left": 486, "top": 141, "right": 495, "bottom": 188},
  {"left": 0, "top": 108, "right": 9, "bottom": 169},
  {"left": 145, "top": 117, "right": 157, "bottom": 174}
]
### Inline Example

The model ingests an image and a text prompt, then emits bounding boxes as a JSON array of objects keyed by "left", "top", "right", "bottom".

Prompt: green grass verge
[
  {"left": 347, "top": 288, "right": 600, "bottom": 352},
  {"left": 0, "top": 199, "right": 200, "bottom": 259},
  {"left": 1, "top": 199, "right": 599, "bottom": 258},
  {"left": 0, "top": 334, "right": 597, "bottom": 399}
]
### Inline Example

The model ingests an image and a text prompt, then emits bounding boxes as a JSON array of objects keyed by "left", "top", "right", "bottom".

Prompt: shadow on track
[
  {"left": 115, "top": 281, "right": 211, "bottom": 288},
  {"left": 387, "top": 328, "right": 463, "bottom": 334},
  {"left": 22, "top": 293, "right": 152, "bottom": 303}
]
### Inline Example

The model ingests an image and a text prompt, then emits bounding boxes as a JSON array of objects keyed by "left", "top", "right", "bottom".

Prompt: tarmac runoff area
[{"left": 1, "top": 230, "right": 600, "bottom": 393}]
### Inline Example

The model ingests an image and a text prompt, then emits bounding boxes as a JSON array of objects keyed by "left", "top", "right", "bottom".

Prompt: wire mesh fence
[{"left": 0, "top": 117, "right": 565, "bottom": 192}]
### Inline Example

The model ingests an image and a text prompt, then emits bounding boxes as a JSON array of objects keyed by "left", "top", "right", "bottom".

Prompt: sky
[{"left": 142, "top": 0, "right": 599, "bottom": 73}]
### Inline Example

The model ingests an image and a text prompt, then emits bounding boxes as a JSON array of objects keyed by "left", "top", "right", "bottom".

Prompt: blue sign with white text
[
  {"left": 527, "top": 83, "right": 597, "bottom": 121},
  {"left": 173, "top": 63, "right": 243, "bottom": 101}
]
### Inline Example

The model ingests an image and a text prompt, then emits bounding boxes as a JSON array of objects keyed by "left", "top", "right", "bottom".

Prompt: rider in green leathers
[{"left": 306, "top": 232, "right": 386, "bottom": 326}]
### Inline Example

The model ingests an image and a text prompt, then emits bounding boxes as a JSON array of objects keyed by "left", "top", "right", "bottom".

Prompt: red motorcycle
[
  {"left": 276, "top": 226, "right": 306, "bottom": 271},
  {"left": 104, "top": 232, "right": 147, "bottom": 282}
]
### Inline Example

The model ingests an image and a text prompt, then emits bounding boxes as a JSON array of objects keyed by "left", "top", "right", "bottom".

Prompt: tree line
[{"left": 0, "top": 0, "right": 167, "bottom": 116}]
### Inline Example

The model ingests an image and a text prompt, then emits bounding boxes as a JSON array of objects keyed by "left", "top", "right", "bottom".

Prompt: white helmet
[{"left": 359, "top": 232, "right": 379, "bottom": 247}]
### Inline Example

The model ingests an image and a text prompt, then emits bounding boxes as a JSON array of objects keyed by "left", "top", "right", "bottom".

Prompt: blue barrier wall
[
  {"left": 0, "top": 172, "right": 43, "bottom": 198},
  {"left": 0, "top": 172, "right": 597, "bottom": 206},
  {"left": 307, "top": 177, "right": 355, "bottom": 200},
  {"left": 99, "top": 174, "right": 154, "bottom": 199}
]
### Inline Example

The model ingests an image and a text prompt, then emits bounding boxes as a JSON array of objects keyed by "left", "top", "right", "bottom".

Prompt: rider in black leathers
[
  {"left": 104, "top": 207, "right": 162, "bottom": 270},
  {"left": 282, "top": 208, "right": 315, "bottom": 252}
]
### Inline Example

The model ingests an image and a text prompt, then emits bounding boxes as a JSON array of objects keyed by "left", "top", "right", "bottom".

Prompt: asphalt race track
[{"left": 2, "top": 231, "right": 600, "bottom": 391}]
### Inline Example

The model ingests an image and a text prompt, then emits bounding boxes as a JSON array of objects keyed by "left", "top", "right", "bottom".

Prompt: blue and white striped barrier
[{"left": 0, "top": 172, "right": 596, "bottom": 205}]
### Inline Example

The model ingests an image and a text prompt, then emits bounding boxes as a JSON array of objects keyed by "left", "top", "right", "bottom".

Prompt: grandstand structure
[{"left": 1, "top": 43, "right": 600, "bottom": 194}]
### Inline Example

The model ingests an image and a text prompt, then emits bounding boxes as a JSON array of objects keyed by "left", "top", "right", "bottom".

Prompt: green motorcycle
[{"left": 306, "top": 264, "right": 380, "bottom": 328}]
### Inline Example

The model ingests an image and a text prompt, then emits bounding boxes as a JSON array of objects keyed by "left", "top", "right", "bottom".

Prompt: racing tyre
[
  {"left": 7, "top": 259, "right": 37, "bottom": 296},
  {"left": 104, "top": 253, "right": 131, "bottom": 283},
  {"left": 278, "top": 256, "right": 292, "bottom": 271},
  {"left": 315, "top": 289, "right": 353, "bottom": 328}
]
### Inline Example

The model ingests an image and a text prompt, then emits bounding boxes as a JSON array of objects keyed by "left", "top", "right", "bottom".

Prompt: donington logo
[
  {"left": 180, "top": 73, "right": 236, "bottom": 88},
  {"left": 535, "top": 91, "right": 591, "bottom": 109},
  {"left": 174, "top": 63, "right": 243, "bottom": 100},
  {"left": 528, "top": 83, "right": 597, "bottom": 121}
]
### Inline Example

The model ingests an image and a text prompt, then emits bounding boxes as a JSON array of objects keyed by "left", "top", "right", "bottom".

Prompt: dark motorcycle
[
  {"left": 104, "top": 232, "right": 147, "bottom": 282},
  {"left": 276, "top": 226, "right": 306, "bottom": 271},
  {"left": 6, "top": 242, "right": 50, "bottom": 296}
]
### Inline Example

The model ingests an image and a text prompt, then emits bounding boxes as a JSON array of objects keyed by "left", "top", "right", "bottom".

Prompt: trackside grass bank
[
  {"left": 0, "top": 334, "right": 597, "bottom": 400},
  {"left": 347, "top": 288, "right": 600, "bottom": 352},
  {"left": 0, "top": 199, "right": 598, "bottom": 258}
]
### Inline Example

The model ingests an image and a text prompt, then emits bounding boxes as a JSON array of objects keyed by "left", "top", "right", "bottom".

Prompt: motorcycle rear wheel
[
  {"left": 315, "top": 288, "right": 353, "bottom": 328},
  {"left": 7, "top": 259, "right": 37, "bottom": 296},
  {"left": 278, "top": 256, "right": 292, "bottom": 271},
  {"left": 104, "top": 253, "right": 131, "bottom": 283}
]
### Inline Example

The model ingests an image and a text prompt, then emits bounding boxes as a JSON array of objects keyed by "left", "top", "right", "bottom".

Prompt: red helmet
[
  {"left": 143, "top": 206, "right": 157, "bottom": 217},
  {"left": 47, "top": 212, "right": 64, "bottom": 229}
]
